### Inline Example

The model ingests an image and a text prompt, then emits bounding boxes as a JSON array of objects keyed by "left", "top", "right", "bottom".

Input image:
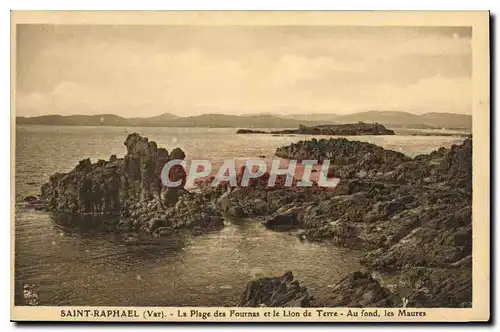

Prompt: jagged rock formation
[
  {"left": 38, "top": 131, "right": 472, "bottom": 307},
  {"left": 275, "top": 138, "right": 410, "bottom": 179},
  {"left": 239, "top": 270, "right": 397, "bottom": 308},
  {"left": 239, "top": 271, "right": 313, "bottom": 307},
  {"left": 40, "top": 133, "right": 223, "bottom": 236},
  {"left": 316, "top": 271, "right": 397, "bottom": 307},
  {"left": 41, "top": 133, "right": 171, "bottom": 214},
  {"left": 41, "top": 157, "right": 122, "bottom": 214},
  {"left": 236, "top": 137, "right": 472, "bottom": 308}
]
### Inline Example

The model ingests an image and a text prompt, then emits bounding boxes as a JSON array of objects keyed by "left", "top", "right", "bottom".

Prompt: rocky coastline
[
  {"left": 38, "top": 133, "right": 224, "bottom": 239},
  {"left": 236, "top": 136, "right": 472, "bottom": 308},
  {"left": 236, "top": 123, "right": 395, "bottom": 136},
  {"left": 34, "top": 132, "right": 472, "bottom": 308}
]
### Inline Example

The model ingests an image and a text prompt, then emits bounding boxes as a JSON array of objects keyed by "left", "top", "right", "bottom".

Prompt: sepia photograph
[{"left": 10, "top": 11, "right": 490, "bottom": 322}]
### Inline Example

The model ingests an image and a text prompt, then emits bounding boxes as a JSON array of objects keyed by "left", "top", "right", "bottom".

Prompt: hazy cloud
[{"left": 16, "top": 25, "right": 472, "bottom": 116}]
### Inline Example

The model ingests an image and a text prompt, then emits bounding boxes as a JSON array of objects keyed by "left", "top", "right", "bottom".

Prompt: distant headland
[{"left": 237, "top": 123, "right": 395, "bottom": 136}]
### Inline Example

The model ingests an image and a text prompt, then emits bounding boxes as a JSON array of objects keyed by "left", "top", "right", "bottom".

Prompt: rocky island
[
  {"left": 236, "top": 123, "right": 395, "bottom": 136},
  {"left": 35, "top": 132, "right": 472, "bottom": 308},
  {"left": 39, "top": 133, "right": 224, "bottom": 237},
  {"left": 236, "top": 129, "right": 268, "bottom": 134}
]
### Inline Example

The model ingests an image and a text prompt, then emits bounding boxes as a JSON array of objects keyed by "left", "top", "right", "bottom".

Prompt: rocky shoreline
[
  {"left": 34, "top": 132, "right": 472, "bottom": 308},
  {"left": 237, "top": 136, "right": 472, "bottom": 308},
  {"left": 38, "top": 133, "right": 224, "bottom": 239},
  {"left": 237, "top": 123, "right": 395, "bottom": 136}
]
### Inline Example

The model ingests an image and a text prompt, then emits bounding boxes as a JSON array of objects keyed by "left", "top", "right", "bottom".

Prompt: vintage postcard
[{"left": 11, "top": 11, "right": 490, "bottom": 322}]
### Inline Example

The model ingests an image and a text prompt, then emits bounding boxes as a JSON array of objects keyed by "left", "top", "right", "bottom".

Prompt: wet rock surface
[
  {"left": 315, "top": 271, "right": 397, "bottom": 307},
  {"left": 239, "top": 271, "right": 313, "bottom": 307},
  {"left": 239, "top": 136, "right": 472, "bottom": 308},
  {"left": 263, "top": 207, "right": 301, "bottom": 231},
  {"left": 37, "top": 132, "right": 472, "bottom": 308},
  {"left": 272, "top": 123, "right": 395, "bottom": 136},
  {"left": 39, "top": 133, "right": 223, "bottom": 236},
  {"left": 275, "top": 138, "right": 410, "bottom": 179}
]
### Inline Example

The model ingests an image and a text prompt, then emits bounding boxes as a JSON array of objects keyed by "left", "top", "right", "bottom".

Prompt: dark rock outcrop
[
  {"left": 271, "top": 123, "right": 395, "bottom": 136},
  {"left": 236, "top": 129, "right": 268, "bottom": 134},
  {"left": 263, "top": 206, "right": 301, "bottom": 231},
  {"left": 38, "top": 130, "right": 472, "bottom": 308},
  {"left": 239, "top": 271, "right": 313, "bottom": 307},
  {"left": 275, "top": 138, "right": 410, "bottom": 179},
  {"left": 316, "top": 271, "right": 396, "bottom": 307},
  {"left": 236, "top": 137, "right": 472, "bottom": 308},
  {"left": 40, "top": 133, "right": 223, "bottom": 236}
]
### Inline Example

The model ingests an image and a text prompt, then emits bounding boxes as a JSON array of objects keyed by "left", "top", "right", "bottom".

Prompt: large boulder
[
  {"left": 275, "top": 138, "right": 410, "bottom": 180},
  {"left": 263, "top": 206, "right": 301, "bottom": 231},
  {"left": 267, "top": 137, "right": 473, "bottom": 308},
  {"left": 239, "top": 271, "right": 313, "bottom": 307},
  {"left": 317, "top": 271, "right": 396, "bottom": 307}
]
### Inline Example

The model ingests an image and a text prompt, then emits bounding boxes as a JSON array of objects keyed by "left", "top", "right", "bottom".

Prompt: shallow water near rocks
[
  {"left": 15, "top": 209, "right": 362, "bottom": 306},
  {"left": 15, "top": 125, "right": 468, "bottom": 306}
]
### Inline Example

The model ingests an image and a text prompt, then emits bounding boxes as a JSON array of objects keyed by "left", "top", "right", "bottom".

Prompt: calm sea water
[{"left": 14, "top": 125, "right": 468, "bottom": 306}]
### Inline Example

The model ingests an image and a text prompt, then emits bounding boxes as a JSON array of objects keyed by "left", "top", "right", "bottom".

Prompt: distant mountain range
[{"left": 16, "top": 111, "right": 472, "bottom": 129}]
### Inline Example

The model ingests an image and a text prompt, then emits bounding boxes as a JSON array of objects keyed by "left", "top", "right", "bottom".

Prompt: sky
[{"left": 16, "top": 25, "right": 472, "bottom": 117}]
